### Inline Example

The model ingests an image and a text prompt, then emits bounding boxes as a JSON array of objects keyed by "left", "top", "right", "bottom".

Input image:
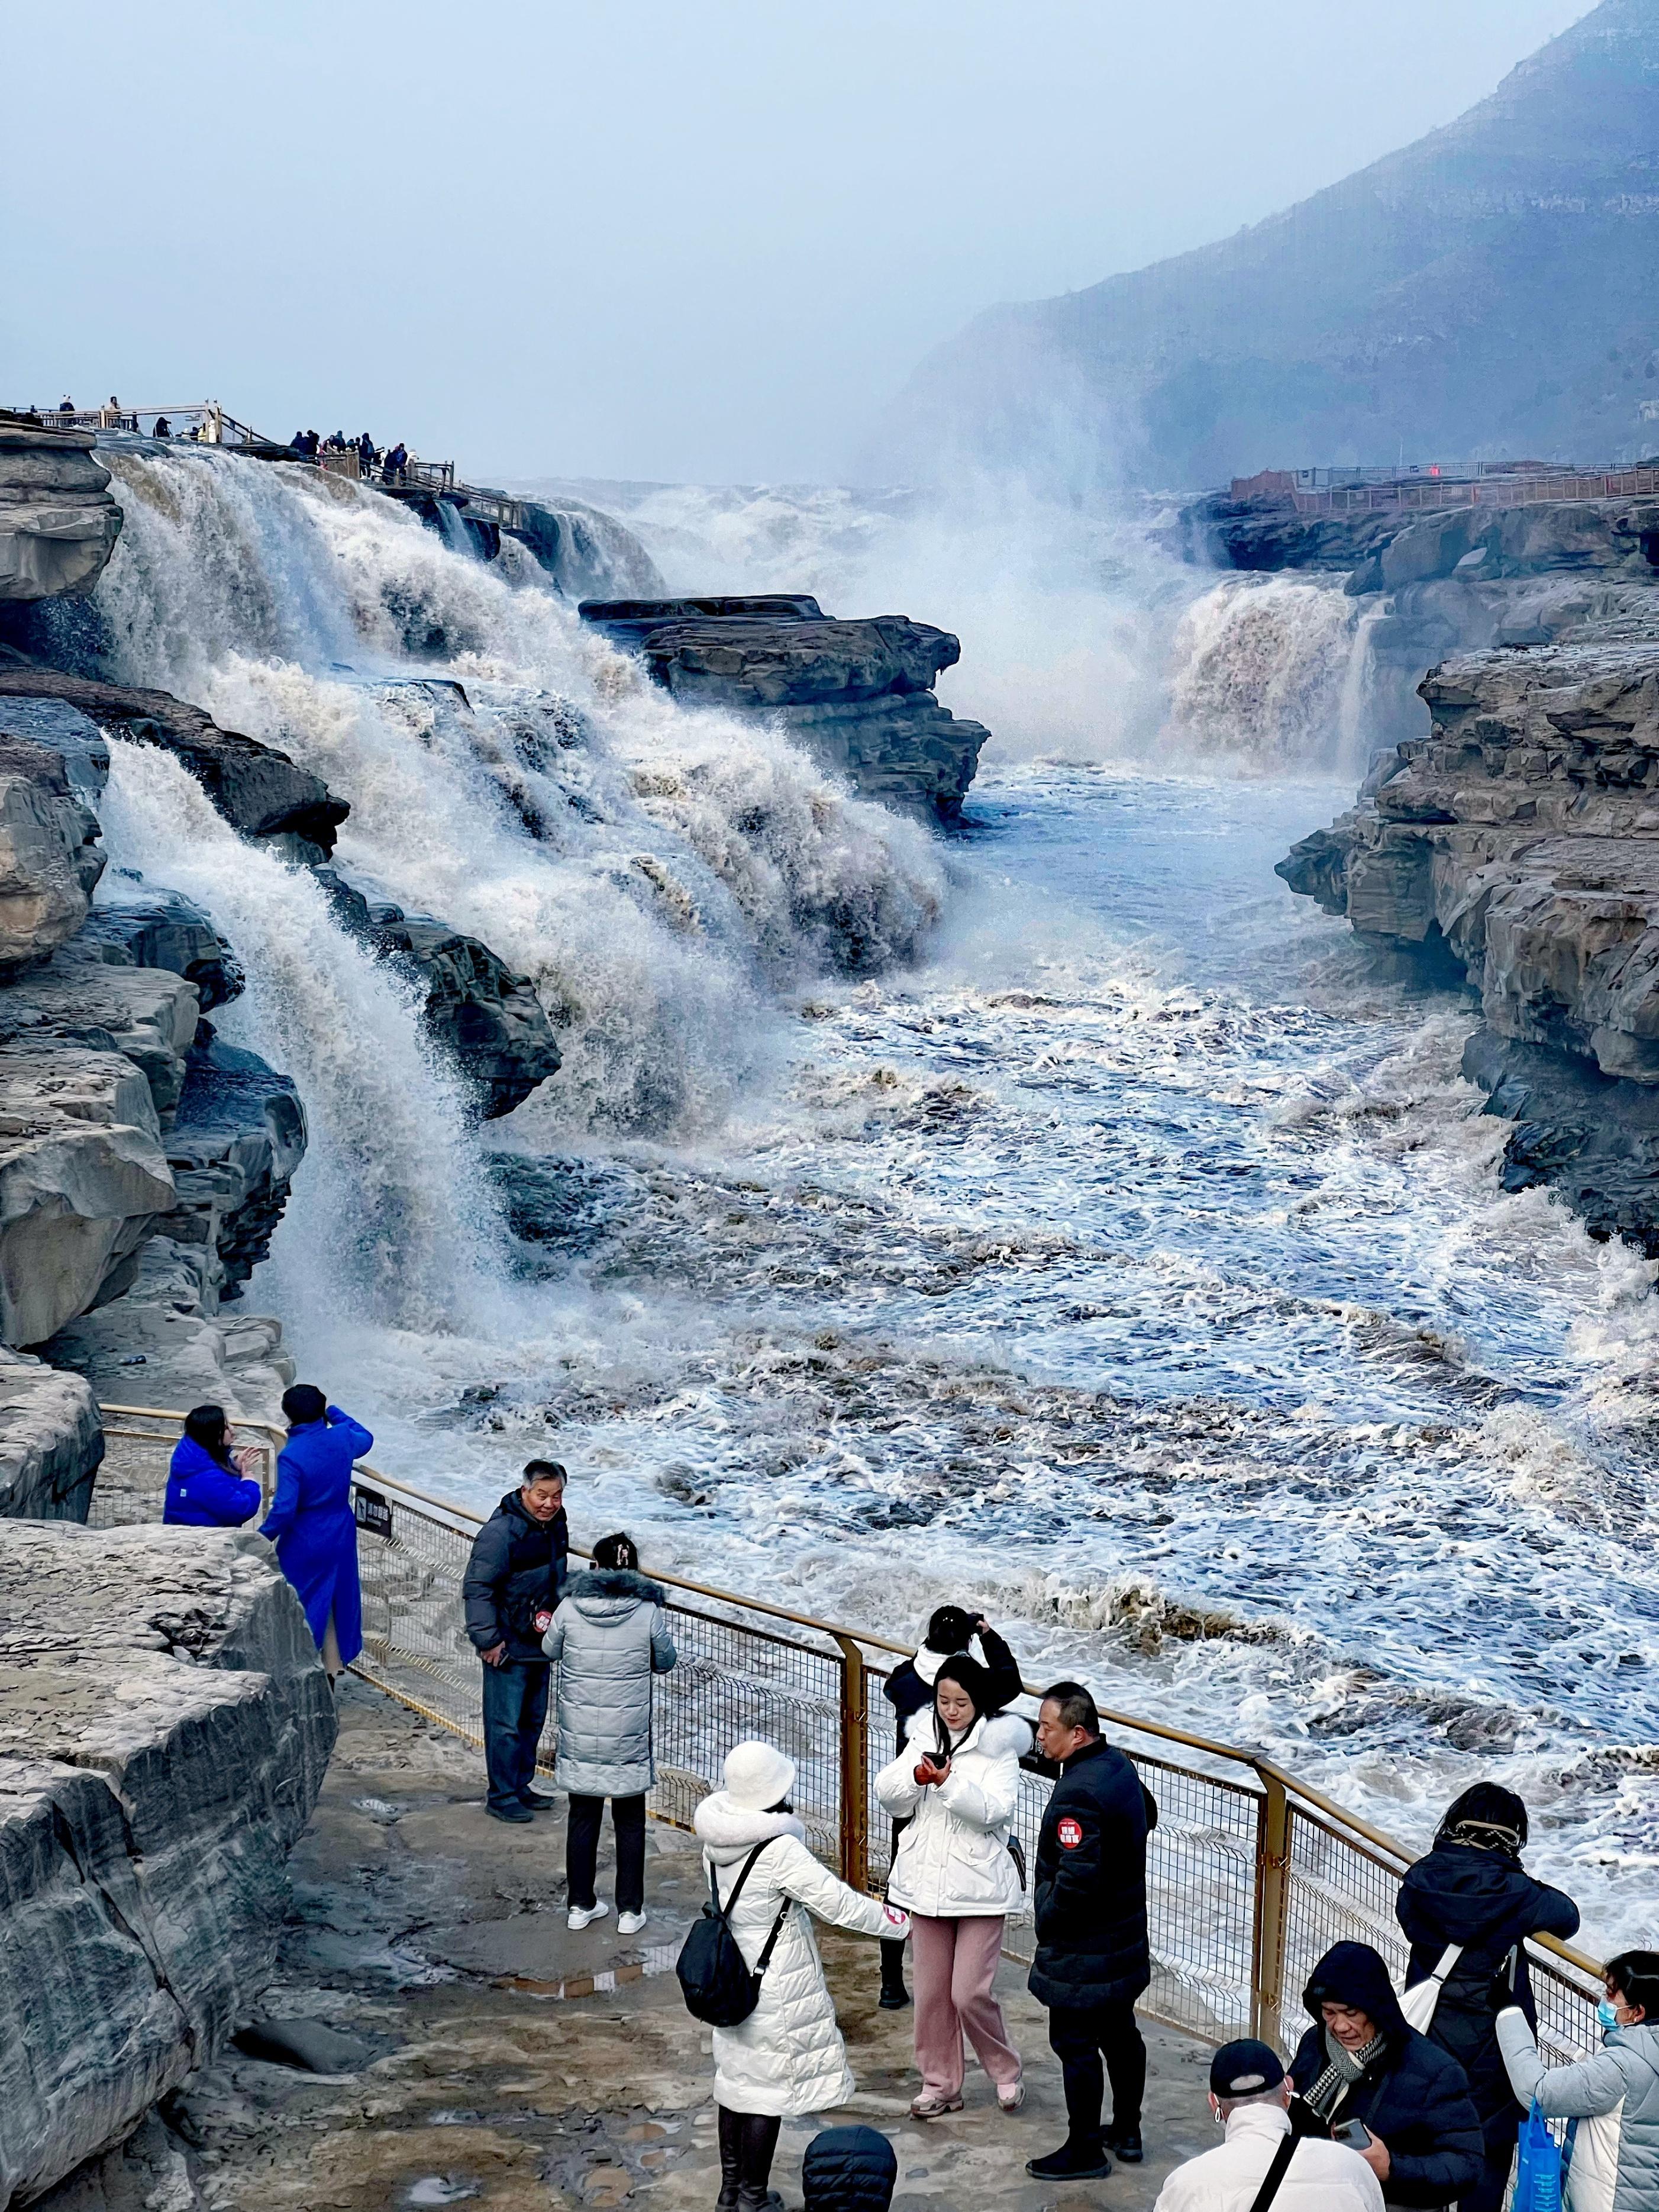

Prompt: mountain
[{"left": 867, "top": 1, "right": 1659, "bottom": 492}]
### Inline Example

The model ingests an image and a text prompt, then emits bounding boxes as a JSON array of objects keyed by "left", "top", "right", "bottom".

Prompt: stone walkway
[{"left": 172, "top": 1679, "right": 1216, "bottom": 2212}]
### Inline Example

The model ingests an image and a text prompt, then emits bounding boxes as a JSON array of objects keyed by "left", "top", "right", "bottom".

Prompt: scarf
[{"left": 1302, "top": 2030, "right": 1387, "bottom": 2122}]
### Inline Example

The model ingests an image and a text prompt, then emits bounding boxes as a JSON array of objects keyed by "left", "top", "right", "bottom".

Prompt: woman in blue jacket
[
  {"left": 259, "top": 1384, "right": 373, "bottom": 1678},
  {"left": 164, "top": 1405, "right": 262, "bottom": 1527}
]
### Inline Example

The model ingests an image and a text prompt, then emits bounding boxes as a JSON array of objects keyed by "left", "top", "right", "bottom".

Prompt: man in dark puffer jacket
[
  {"left": 461, "top": 1460, "right": 569, "bottom": 1823},
  {"left": 801, "top": 2125, "right": 897, "bottom": 2212},
  {"left": 1290, "top": 1940, "right": 1484, "bottom": 2208},
  {"left": 1025, "top": 1681, "right": 1156, "bottom": 2182}
]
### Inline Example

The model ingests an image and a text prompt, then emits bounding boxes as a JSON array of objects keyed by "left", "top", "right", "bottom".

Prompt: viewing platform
[{"left": 1230, "top": 458, "right": 1659, "bottom": 517}]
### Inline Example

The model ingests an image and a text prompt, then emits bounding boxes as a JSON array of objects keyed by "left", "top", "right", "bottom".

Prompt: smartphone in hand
[{"left": 1332, "top": 2121, "right": 1373, "bottom": 2152}]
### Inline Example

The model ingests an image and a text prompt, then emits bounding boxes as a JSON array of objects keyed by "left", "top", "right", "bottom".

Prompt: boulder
[
  {"left": 0, "top": 1521, "right": 335, "bottom": 2203},
  {"left": 0, "top": 423, "right": 122, "bottom": 605},
  {"left": 77, "top": 886, "right": 243, "bottom": 1011},
  {"left": 0, "top": 736, "right": 105, "bottom": 970},
  {"left": 580, "top": 598, "right": 991, "bottom": 823},
  {"left": 157, "top": 1031, "right": 307, "bottom": 1298},
  {"left": 0, "top": 1353, "right": 102, "bottom": 1520},
  {"left": 315, "top": 869, "right": 561, "bottom": 1118},
  {"left": 0, "top": 672, "right": 349, "bottom": 853}
]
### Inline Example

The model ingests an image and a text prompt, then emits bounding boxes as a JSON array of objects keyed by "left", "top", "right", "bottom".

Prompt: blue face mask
[{"left": 1598, "top": 1998, "right": 1621, "bottom": 2031}]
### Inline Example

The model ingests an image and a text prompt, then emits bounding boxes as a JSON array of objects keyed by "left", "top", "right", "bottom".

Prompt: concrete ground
[{"left": 172, "top": 1679, "right": 1215, "bottom": 2212}]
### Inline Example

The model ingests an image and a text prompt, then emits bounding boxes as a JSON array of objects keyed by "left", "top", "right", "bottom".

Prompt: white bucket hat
[{"left": 722, "top": 1740, "right": 798, "bottom": 1811}]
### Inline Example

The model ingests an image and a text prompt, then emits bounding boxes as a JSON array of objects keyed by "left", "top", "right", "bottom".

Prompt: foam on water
[{"left": 73, "top": 451, "right": 1659, "bottom": 1950}]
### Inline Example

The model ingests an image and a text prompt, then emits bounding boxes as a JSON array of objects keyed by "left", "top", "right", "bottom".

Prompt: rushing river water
[{"left": 75, "top": 446, "right": 1658, "bottom": 1952}]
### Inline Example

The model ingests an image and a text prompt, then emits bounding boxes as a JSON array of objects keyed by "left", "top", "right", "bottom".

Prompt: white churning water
[{"left": 83, "top": 453, "right": 1658, "bottom": 1953}]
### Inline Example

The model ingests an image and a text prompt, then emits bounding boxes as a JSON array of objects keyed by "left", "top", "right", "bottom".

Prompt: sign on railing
[{"left": 92, "top": 1404, "right": 1606, "bottom": 2063}]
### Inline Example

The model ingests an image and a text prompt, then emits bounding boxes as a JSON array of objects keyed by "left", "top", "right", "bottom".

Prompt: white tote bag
[{"left": 1399, "top": 1943, "right": 1463, "bottom": 2033}]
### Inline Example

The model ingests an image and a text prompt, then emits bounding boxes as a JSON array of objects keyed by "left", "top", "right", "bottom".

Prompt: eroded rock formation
[
  {"left": 0, "top": 1521, "right": 334, "bottom": 2203},
  {"left": 0, "top": 1356, "right": 102, "bottom": 1519},
  {"left": 1280, "top": 641, "right": 1659, "bottom": 1246},
  {"left": 0, "top": 419, "right": 122, "bottom": 605},
  {"left": 581, "top": 595, "right": 991, "bottom": 822}
]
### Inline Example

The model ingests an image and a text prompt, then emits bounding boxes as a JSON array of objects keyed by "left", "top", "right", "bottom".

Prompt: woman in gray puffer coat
[{"left": 541, "top": 1533, "right": 676, "bottom": 1936}]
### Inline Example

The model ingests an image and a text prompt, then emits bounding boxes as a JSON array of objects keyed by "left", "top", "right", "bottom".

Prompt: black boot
[
  {"left": 715, "top": 2106, "right": 743, "bottom": 2212},
  {"left": 1105, "top": 2122, "right": 1144, "bottom": 2164},
  {"left": 736, "top": 2113, "right": 783, "bottom": 2212},
  {"left": 878, "top": 1936, "right": 911, "bottom": 2011}
]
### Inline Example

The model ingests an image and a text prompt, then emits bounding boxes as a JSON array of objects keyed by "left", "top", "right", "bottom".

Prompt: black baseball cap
[{"left": 1209, "top": 2039, "right": 1286, "bottom": 2098}]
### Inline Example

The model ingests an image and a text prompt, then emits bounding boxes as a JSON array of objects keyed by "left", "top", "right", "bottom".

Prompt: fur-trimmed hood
[
  {"left": 901, "top": 1707, "right": 1032, "bottom": 1760},
  {"left": 564, "top": 1566, "right": 667, "bottom": 1618},
  {"left": 695, "top": 1791, "right": 808, "bottom": 1863}
]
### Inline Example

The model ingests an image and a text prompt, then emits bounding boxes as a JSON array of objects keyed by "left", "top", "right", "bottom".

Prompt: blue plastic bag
[{"left": 1512, "top": 2100, "right": 1564, "bottom": 2212}]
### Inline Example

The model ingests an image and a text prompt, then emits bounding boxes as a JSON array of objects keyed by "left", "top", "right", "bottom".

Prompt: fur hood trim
[
  {"left": 695, "top": 1791, "right": 808, "bottom": 1861},
  {"left": 569, "top": 1566, "right": 666, "bottom": 1605},
  {"left": 902, "top": 1708, "right": 1032, "bottom": 1759}
]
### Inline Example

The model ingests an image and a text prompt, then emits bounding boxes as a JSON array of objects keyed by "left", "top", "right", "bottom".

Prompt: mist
[{"left": 4, "top": 0, "right": 1591, "bottom": 485}]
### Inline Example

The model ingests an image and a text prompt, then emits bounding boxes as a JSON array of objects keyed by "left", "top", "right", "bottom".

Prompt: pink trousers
[{"left": 910, "top": 1913, "right": 1020, "bottom": 2098}]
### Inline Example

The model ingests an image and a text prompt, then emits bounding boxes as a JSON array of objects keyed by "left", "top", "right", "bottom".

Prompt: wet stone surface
[{"left": 167, "top": 1678, "right": 1209, "bottom": 2211}]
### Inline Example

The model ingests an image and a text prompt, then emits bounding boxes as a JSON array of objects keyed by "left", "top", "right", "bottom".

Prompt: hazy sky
[{"left": 5, "top": 1, "right": 1592, "bottom": 485}]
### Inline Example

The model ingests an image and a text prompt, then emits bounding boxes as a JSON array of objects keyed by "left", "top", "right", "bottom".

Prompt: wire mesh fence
[{"left": 93, "top": 1404, "right": 1606, "bottom": 2065}]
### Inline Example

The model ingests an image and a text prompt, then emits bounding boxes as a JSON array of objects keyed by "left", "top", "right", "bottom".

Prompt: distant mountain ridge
[{"left": 868, "top": 0, "right": 1659, "bottom": 492}]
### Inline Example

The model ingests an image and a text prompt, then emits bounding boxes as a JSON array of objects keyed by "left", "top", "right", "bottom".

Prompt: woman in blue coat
[
  {"left": 164, "top": 1405, "right": 263, "bottom": 1527},
  {"left": 259, "top": 1384, "right": 373, "bottom": 1677}
]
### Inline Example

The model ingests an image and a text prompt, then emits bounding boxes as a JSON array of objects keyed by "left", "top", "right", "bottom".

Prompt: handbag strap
[
  {"left": 1247, "top": 2134, "right": 1299, "bottom": 2212},
  {"left": 1428, "top": 1942, "right": 1464, "bottom": 1987}
]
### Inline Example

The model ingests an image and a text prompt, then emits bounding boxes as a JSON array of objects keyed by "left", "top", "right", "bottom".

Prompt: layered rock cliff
[
  {"left": 0, "top": 1521, "right": 335, "bottom": 2203},
  {"left": 0, "top": 418, "right": 123, "bottom": 604},
  {"left": 580, "top": 595, "right": 991, "bottom": 821},
  {"left": 1279, "top": 641, "right": 1659, "bottom": 1249}
]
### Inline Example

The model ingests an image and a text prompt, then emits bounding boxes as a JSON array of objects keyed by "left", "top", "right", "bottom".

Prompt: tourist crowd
[{"left": 166, "top": 1430, "right": 1659, "bottom": 2211}]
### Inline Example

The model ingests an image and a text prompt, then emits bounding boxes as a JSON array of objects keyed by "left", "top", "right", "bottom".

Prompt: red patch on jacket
[{"left": 1057, "top": 1816, "right": 1084, "bottom": 1850}]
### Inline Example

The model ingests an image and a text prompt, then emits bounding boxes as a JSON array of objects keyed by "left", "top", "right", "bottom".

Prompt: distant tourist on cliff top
[
  {"left": 461, "top": 1459, "right": 569, "bottom": 1824},
  {"left": 541, "top": 1530, "right": 676, "bottom": 1934},
  {"left": 1288, "top": 1941, "right": 1484, "bottom": 2209},
  {"left": 876, "top": 1653, "right": 1032, "bottom": 2119},
  {"left": 164, "top": 1404, "right": 262, "bottom": 1529},
  {"left": 1396, "top": 1784, "right": 1581, "bottom": 2212},
  {"left": 1024, "top": 1681, "right": 1157, "bottom": 2182},
  {"left": 357, "top": 431, "right": 376, "bottom": 469},
  {"left": 693, "top": 1739, "right": 909, "bottom": 2212},
  {"left": 383, "top": 441, "right": 408, "bottom": 484},
  {"left": 152, "top": 415, "right": 170, "bottom": 438},
  {"left": 1153, "top": 2038, "right": 1383, "bottom": 2210},
  {"left": 58, "top": 395, "right": 73, "bottom": 414},
  {"left": 1497, "top": 1947, "right": 1659, "bottom": 2212},
  {"left": 877, "top": 1604, "right": 1021, "bottom": 2010},
  {"left": 259, "top": 1386, "right": 373, "bottom": 1681}
]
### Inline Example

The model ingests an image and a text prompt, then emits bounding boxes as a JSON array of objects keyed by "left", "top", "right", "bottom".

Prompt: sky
[{"left": 4, "top": 1, "right": 1595, "bottom": 485}]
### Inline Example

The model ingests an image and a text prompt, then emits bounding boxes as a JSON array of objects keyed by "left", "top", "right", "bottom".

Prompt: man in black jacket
[
  {"left": 461, "top": 1460, "right": 569, "bottom": 1824},
  {"left": 1025, "top": 1681, "right": 1155, "bottom": 2182}
]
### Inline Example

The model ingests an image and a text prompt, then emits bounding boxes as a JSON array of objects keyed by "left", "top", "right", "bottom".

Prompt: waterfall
[{"left": 1164, "top": 574, "right": 1374, "bottom": 774}]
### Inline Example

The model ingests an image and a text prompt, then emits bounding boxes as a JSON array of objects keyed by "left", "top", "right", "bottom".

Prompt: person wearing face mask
[
  {"left": 693, "top": 1740, "right": 910, "bottom": 2212},
  {"left": 1396, "top": 1784, "right": 1580, "bottom": 2212},
  {"left": 1153, "top": 2038, "right": 1384, "bottom": 2210},
  {"left": 1497, "top": 1949, "right": 1659, "bottom": 2212},
  {"left": 875, "top": 1657, "right": 1033, "bottom": 2118},
  {"left": 1288, "top": 1941, "right": 1483, "bottom": 2208}
]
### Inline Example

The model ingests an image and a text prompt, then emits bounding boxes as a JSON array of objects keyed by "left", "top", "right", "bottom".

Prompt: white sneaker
[
  {"left": 617, "top": 1910, "right": 648, "bottom": 1936},
  {"left": 567, "top": 1900, "right": 610, "bottom": 1930}
]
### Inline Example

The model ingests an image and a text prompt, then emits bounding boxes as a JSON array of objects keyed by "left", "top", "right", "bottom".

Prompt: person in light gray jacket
[
  {"left": 541, "top": 1532, "right": 676, "bottom": 1937},
  {"left": 1497, "top": 1947, "right": 1659, "bottom": 2212}
]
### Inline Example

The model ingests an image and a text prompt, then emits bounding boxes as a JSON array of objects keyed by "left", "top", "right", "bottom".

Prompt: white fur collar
[
  {"left": 902, "top": 1709, "right": 1032, "bottom": 1759},
  {"left": 694, "top": 1791, "right": 808, "bottom": 1862}
]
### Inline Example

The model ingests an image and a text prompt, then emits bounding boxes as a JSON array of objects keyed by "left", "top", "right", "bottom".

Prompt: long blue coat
[
  {"left": 164, "top": 1436, "right": 262, "bottom": 1527},
  {"left": 259, "top": 1407, "right": 373, "bottom": 1664}
]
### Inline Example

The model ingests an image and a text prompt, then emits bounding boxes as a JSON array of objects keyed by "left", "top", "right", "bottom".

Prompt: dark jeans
[
  {"left": 480, "top": 1658, "right": 549, "bottom": 1812},
  {"left": 1048, "top": 2000, "right": 1146, "bottom": 2143},
  {"left": 567, "top": 1791, "right": 647, "bottom": 1913}
]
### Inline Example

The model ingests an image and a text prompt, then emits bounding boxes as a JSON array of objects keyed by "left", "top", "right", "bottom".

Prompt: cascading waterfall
[{"left": 1164, "top": 573, "right": 1374, "bottom": 774}]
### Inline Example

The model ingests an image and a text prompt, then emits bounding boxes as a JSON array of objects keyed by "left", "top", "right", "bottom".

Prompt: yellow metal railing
[{"left": 94, "top": 1404, "right": 1605, "bottom": 2061}]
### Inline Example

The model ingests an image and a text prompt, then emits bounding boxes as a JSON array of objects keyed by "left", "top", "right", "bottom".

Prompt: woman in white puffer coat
[
  {"left": 695, "top": 1740, "right": 910, "bottom": 2212},
  {"left": 876, "top": 1656, "right": 1034, "bottom": 2118}
]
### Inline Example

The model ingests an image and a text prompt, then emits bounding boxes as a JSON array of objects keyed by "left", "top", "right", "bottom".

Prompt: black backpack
[{"left": 676, "top": 1841, "right": 792, "bottom": 2027}]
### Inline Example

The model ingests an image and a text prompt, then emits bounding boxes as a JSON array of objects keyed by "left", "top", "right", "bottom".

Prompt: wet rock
[
  {"left": 0, "top": 421, "right": 122, "bottom": 604},
  {"left": 158, "top": 1031, "right": 307, "bottom": 1300},
  {"left": 0, "top": 1351, "right": 102, "bottom": 1519},
  {"left": 77, "top": 887, "right": 243, "bottom": 1011},
  {"left": 0, "top": 734, "right": 105, "bottom": 969},
  {"left": 0, "top": 1522, "right": 334, "bottom": 2205},
  {"left": 580, "top": 598, "right": 991, "bottom": 823},
  {"left": 315, "top": 869, "right": 561, "bottom": 1118},
  {"left": 0, "top": 669, "right": 350, "bottom": 853},
  {"left": 498, "top": 496, "right": 666, "bottom": 600},
  {"left": 231, "top": 2017, "right": 372, "bottom": 2074}
]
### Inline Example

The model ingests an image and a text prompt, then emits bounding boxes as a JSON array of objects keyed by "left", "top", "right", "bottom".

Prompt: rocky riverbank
[{"left": 580, "top": 596, "right": 991, "bottom": 822}]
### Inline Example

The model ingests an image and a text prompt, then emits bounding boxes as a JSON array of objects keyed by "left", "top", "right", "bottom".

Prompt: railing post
[
  {"left": 1251, "top": 1765, "right": 1292, "bottom": 2047},
  {"left": 834, "top": 1633, "right": 870, "bottom": 1891}
]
